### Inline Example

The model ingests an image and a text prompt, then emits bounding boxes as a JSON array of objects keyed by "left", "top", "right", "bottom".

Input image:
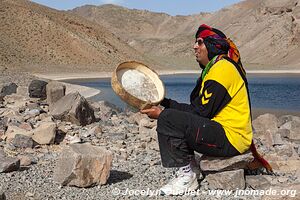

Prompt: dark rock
[
  {"left": 0, "top": 156, "right": 20, "bottom": 173},
  {"left": 11, "top": 134, "right": 34, "bottom": 148},
  {"left": 1, "top": 83, "right": 18, "bottom": 96},
  {"left": 28, "top": 80, "right": 48, "bottom": 99},
  {"left": 50, "top": 92, "right": 96, "bottom": 126}
]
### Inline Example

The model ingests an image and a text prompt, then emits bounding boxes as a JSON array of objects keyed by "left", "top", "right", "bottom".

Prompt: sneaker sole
[{"left": 163, "top": 178, "right": 199, "bottom": 196}]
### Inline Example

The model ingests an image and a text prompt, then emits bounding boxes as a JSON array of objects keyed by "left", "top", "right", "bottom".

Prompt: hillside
[
  {"left": 0, "top": 0, "right": 159, "bottom": 73},
  {"left": 72, "top": 0, "right": 300, "bottom": 70}
]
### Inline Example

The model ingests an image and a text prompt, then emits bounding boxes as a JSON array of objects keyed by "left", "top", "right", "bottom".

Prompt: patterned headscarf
[{"left": 195, "top": 24, "right": 245, "bottom": 75}]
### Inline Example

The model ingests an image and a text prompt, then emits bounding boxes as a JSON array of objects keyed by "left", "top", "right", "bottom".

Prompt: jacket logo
[{"left": 202, "top": 90, "right": 212, "bottom": 105}]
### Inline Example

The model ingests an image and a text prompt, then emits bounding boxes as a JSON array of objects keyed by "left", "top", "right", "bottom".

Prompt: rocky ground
[{"left": 0, "top": 72, "right": 300, "bottom": 200}]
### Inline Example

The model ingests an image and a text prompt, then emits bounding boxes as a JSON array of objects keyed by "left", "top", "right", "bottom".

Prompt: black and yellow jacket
[{"left": 161, "top": 58, "right": 253, "bottom": 154}]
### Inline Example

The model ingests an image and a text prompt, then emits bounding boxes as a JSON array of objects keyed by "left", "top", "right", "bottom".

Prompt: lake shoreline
[
  {"left": 34, "top": 69, "right": 300, "bottom": 81},
  {"left": 34, "top": 71, "right": 300, "bottom": 117}
]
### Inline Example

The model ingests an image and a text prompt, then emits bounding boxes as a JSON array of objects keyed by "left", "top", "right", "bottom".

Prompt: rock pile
[{"left": 0, "top": 79, "right": 299, "bottom": 199}]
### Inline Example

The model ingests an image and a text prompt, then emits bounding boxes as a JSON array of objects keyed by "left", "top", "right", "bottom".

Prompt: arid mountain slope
[
  {"left": 73, "top": 0, "right": 300, "bottom": 69},
  {"left": 0, "top": 0, "right": 158, "bottom": 72}
]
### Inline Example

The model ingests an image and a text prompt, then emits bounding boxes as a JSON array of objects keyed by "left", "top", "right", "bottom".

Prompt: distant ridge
[
  {"left": 0, "top": 0, "right": 159, "bottom": 72},
  {"left": 72, "top": 0, "right": 300, "bottom": 70},
  {"left": 1, "top": 0, "right": 299, "bottom": 73}
]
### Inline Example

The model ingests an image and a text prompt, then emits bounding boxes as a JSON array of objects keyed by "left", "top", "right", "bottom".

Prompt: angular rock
[
  {"left": 200, "top": 152, "right": 253, "bottom": 172},
  {"left": 91, "top": 101, "right": 120, "bottom": 121},
  {"left": 4, "top": 125, "right": 33, "bottom": 142},
  {"left": 0, "top": 156, "right": 20, "bottom": 173},
  {"left": 11, "top": 134, "right": 34, "bottom": 148},
  {"left": 17, "top": 155, "right": 33, "bottom": 166},
  {"left": 278, "top": 115, "right": 300, "bottom": 127},
  {"left": 24, "top": 109, "right": 40, "bottom": 117},
  {"left": 17, "top": 86, "right": 29, "bottom": 97},
  {"left": 32, "top": 122, "right": 56, "bottom": 145},
  {"left": 246, "top": 175, "right": 271, "bottom": 189},
  {"left": 1, "top": 83, "right": 18, "bottom": 96},
  {"left": 50, "top": 92, "right": 96, "bottom": 126},
  {"left": 46, "top": 81, "right": 66, "bottom": 111},
  {"left": 252, "top": 114, "right": 279, "bottom": 135},
  {"left": 206, "top": 169, "right": 245, "bottom": 190},
  {"left": 274, "top": 144, "right": 294, "bottom": 157},
  {"left": 285, "top": 120, "right": 300, "bottom": 143},
  {"left": 88, "top": 125, "right": 102, "bottom": 138},
  {"left": 28, "top": 80, "right": 48, "bottom": 99},
  {"left": 63, "top": 135, "right": 81, "bottom": 144},
  {"left": 264, "top": 130, "right": 275, "bottom": 148},
  {"left": 127, "top": 112, "right": 148, "bottom": 125},
  {"left": 272, "top": 133, "right": 284, "bottom": 146},
  {"left": 3, "top": 94, "right": 27, "bottom": 108},
  {"left": 276, "top": 128, "right": 290, "bottom": 139},
  {"left": 53, "top": 143, "right": 113, "bottom": 187},
  {"left": 18, "top": 122, "right": 33, "bottom": 131},
  {"left": 139, "top": 118, "right": 157, "bottom": 129}
]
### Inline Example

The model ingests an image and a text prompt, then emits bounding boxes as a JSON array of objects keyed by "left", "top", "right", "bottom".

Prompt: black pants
[{"left": 156, "top": 109, "right": 240, "bottom": 168}]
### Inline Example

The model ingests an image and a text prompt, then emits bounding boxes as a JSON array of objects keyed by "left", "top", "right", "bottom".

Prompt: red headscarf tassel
[{"left": 248, "top": 140, "right": 274, "bottom": 174}]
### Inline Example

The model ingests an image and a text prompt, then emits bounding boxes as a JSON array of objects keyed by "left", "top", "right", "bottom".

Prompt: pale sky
[{"left": 31, "top": 0, "right": 242, "bottom": 16}]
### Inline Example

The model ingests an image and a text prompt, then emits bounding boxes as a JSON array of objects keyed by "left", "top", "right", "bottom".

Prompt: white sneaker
[{"left": 160, "top": 168, "right": 199, "bottom": 196}]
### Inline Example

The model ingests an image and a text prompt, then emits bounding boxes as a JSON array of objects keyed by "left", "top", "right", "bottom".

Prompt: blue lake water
[{"left": 64, "top": 74, "right": 300, "bottom": 112}]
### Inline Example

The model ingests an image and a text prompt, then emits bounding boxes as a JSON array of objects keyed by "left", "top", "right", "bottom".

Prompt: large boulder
[
  {"left": 50, "top": 92, "right": 96, "bottom": 126},
  {"left": 28, "top": 80, "right": 48, "bottom": 99},
  {"left": 46, "top": 81, "right": 66, "bottom": 111},
  {"left": 53, "top": 143, "right": 113, "bottom": 187}
]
